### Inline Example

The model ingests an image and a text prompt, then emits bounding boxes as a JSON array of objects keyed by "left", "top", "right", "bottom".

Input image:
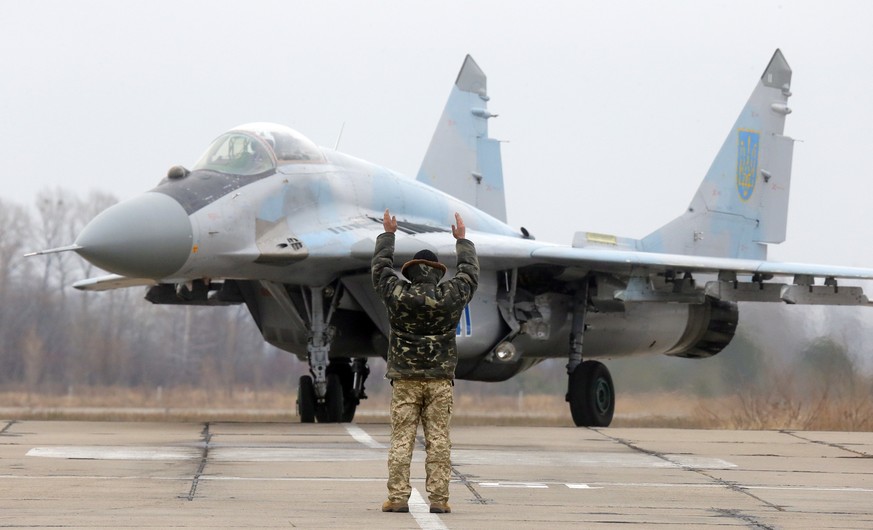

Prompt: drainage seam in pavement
[
  {"left": 780, "top": 430, "right": 872, "bottom": 458},
  {"left": 416, "top": 434, "right": 489, "bottom": 505},
  {"left": 593, "top": 428, "right": 783, "bottom": 529},
  {"left": 185, "top": 422, "right": 212, "bottom": 501}
]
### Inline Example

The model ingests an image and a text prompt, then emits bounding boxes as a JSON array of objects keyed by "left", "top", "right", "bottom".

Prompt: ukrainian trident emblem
[{"left": 736, "top": 129, "right": 760, "bottom": 201}]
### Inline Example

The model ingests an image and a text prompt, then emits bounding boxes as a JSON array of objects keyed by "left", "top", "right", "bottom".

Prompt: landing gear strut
[
  {"left": 565, "top": 282, "right": 615, "bottom": 427},
  {"left": 292, "top": 284, "right": 370, "bottom": 423}
]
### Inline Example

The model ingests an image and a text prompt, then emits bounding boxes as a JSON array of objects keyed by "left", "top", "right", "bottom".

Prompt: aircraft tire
[
  {"left": 297, "top": 375, "right": 316, "bottom": 423},
  {"left": 327, "top": 361, "right": 358, "bottom": 422},
  {"left": 324, "top": 373, "right": 345, "bottom": 422},
  {"left": 342, "top": 401, "right": 357, "bottom": 423},
  {"left": 568, "top": 361, "right": 615, "bottom": 427}
]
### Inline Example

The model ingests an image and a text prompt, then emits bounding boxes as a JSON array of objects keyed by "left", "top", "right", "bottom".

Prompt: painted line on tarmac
[
  {"left": 344, "top": 424, "right": 386, "bottom": 449},
  {"left": 350, "top": 423, "right": 446, "bottom": 527},
  {"left": 409, "top": 487, "right": 448, "bottom": 530},
  {"left": 26, "top": 446, "right": 199, "bottom": 460},
  {"left": 479, "top": 481, "right": 548, "bottom": 489}
]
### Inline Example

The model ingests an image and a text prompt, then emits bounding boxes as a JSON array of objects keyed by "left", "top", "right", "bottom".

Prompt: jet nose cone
[{"left": 75, "top": 192, "right": 193, "bottom": 278}]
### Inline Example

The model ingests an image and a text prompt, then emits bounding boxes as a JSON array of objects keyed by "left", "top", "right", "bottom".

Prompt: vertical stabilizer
[
  {"left": 642, "top": 50, "right": 795, "bottom": 260},
  {"left": 417, "top": 56, "right": 507, "bottom": 221}
]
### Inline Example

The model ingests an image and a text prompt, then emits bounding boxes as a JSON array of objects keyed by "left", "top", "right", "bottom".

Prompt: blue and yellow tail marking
[
  {"left": 456, "top": 305, "right": 472, "bottom": 337},
  {"left": 737, "top": 129, "right": 760, "bottom": 201}
]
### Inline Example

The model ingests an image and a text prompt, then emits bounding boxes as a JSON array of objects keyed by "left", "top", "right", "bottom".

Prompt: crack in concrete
[
  {"left": 593, "top": 428, "right": 785, "bottom": 524},
  {"left": 415, "top": 434, "right": 490, "bottom": 505},
  {"left": 0, "top": 420, "right": 16, "bottom": 435},
  {"left": 781, "top": 430, "right": 872, "bottom": 458},
  {"left": 184, "top": 422, "right": 212, "bottom": 501}
]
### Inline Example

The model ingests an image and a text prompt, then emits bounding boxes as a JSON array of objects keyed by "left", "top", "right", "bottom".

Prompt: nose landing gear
[
  {"left": 296, "top": 360, "right": 369, "bottom": 423},
  {"left": 293, "top": 284, "right": 370, "bottom": 423}
]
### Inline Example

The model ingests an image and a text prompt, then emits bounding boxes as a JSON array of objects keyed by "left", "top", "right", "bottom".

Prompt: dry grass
[
  {"left": 692, "top": 386, "right": 873, "bottom": 431},
  {"left": 1, "top": 385, "right": 870, "bottom": 430}
]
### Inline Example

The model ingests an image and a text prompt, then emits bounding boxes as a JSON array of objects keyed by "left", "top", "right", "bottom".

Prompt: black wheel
[
  {"left": 324, "top": 373, "right": 344, "bottom": 422},
  {"left": 315, "top": 402, "right": 330, "bottom": 423},
  {"left": 297, "top": 375, "right": 316, "bottom": 423},
  {"left": 342, "top": 400, "right": 357, "bottom": 423},
  {"left": 328, "top": 361, "right": 359, "bottom": 422},
  {"left": 568, "top": 360, "right": 615, "bottom": 427}
]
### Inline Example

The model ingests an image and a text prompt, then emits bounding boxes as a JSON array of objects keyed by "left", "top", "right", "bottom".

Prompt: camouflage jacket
[{"left": 371, "top": 232, "right": 479, "bottom": 380}]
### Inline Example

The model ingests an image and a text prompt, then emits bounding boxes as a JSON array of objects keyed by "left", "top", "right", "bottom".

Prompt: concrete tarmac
[{"left": 0, "top": 420, "right": 871, "bottom": 529}]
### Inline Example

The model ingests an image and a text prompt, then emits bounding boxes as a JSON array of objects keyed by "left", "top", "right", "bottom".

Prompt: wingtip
[{"left": 455, "top": 55, "right": 487, "bottom": 96}]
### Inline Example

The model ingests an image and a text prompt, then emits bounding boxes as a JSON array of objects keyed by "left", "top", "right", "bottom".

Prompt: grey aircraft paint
[{"left": 29, "top": 51, "right": 873, "bottom": 427}]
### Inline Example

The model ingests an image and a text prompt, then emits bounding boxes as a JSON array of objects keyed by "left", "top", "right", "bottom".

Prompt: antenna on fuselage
[{"left": 333, "top": 121, "right": 346, "bottom": 150}]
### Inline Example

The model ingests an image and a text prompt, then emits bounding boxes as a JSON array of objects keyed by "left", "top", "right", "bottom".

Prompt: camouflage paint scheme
[{"left": 47, "top": 51, "right": 873, "bottom": 427}]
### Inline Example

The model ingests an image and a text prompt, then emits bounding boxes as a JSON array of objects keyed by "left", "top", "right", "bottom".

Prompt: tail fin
[
  {"left": 416, "top": 55, "right": 507, "bottom": 222},
  {"left": 641, "top": 49, "right": 794, "bottom": 260}
]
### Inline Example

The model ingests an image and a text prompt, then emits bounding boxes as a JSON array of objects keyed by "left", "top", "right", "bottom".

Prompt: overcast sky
[{"left": 3, "top": 0, "right": 872, "bottom": 269}]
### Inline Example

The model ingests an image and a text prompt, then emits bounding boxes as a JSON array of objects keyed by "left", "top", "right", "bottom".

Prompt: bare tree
[{"left": 0, "top": 198, "right": 33, "bottom": 294}]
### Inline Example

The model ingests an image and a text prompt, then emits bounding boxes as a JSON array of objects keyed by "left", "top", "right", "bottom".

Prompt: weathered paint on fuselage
[
  {"left": 150, "top": 148, "right": 516, "bottom": 371},
  {"left": 154, "top": 149, "right": 518, "bottom": 286}
]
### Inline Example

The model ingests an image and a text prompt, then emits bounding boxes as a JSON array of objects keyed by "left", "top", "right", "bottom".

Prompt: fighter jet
[{"left": 29, "top": 50, "right": 873, "bottom": 427}]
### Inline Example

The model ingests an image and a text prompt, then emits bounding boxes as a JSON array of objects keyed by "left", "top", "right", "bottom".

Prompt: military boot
[
  {"left": 381, "top": 500, "right": 409, "bottom": 512},
  {"left": 430, "top": 502, "right": 451, "bottom": 514}
]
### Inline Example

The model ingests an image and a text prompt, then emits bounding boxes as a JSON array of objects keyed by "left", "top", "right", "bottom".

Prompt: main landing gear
[
  {"left": 294, "top": 284, "right": 369, "bottom": 423},
  {"left": 565, "top": 282, "right": 615, "bottom": 427}
]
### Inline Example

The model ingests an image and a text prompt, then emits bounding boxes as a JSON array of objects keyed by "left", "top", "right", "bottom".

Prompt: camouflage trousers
[{"left": 387, "top": 378, "right": 453, "bottom": 504}]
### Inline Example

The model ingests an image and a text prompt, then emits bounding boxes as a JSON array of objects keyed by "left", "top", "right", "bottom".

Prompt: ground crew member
[{"left": 372, "top": 209, "right": 479, "bottom": 514}]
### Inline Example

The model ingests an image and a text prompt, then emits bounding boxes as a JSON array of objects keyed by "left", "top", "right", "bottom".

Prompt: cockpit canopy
[{"left": 192, "top": 123, "right": 324, "bottom": 176}]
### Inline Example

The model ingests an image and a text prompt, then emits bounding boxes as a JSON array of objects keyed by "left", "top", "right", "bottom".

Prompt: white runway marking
[
  {"left": 26, "top": 446, "right": 198, "bottom": 460},
  {"left": 210, "top": 448, "right": 383, "bottom": 462},
  {"left": 667, "top": 455, "right": 737, "bottom": 469},
  {"left": 479, "top": 482, "right": 548, "bottom": 489},
  {"left": 344, "top": 424, "right": 386, "bottom": 449},
  {"left": 409, "top": 488, "right": 448, "bottom": 530},
  {"left": 345, "top": 422, "right": 443, "bottom": 528}
]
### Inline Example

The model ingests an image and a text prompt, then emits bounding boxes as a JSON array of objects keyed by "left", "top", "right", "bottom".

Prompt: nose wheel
[
  {"left": 314, "top": 373, "right": 344, "bottom": 423},
  {"left": 297, "top": 375, "right": 316, "bottom": 423},
  {"left": 297, "top": 359, "right": 370, "bottom": 423},
  {"left": 297, "top": 373, "right": 345, "bottom": 422}
]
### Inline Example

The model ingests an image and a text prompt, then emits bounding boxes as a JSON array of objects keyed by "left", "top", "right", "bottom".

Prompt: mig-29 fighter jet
[{"left": 30, "top": 50, "right": 873, "bottom": 427}]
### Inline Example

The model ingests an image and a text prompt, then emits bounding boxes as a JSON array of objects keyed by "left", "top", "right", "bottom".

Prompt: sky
[{"left": 2, "top": 0, "right": 873, "bottom": 271}]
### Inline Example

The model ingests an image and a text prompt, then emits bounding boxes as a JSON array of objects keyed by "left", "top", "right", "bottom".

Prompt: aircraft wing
[
  {"left": 351, "top": 230, "right": 873, "bottom": 281},
  {"left": 463, "top": 234, "right": 873, "bottom": 306},
  {"left": 529, "top": 245, "right": 873, "bottom": 280}
]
